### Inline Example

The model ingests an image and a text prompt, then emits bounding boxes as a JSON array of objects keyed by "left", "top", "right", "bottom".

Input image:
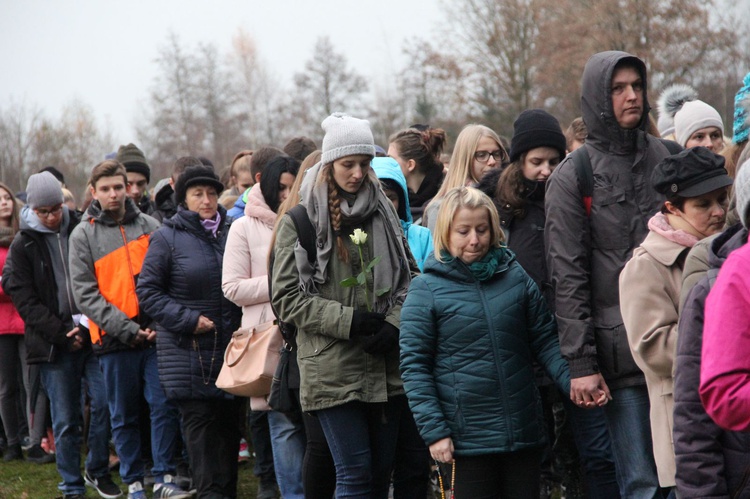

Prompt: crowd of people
[{"left": 1, "top": 49, "right": 750, "bottom": 499}]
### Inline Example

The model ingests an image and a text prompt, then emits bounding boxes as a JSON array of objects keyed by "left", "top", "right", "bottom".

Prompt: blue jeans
[
  {"left": 603, "top": 385, "right": 661, "bottom": 499},
  {"left": 268, "top": 410, "right": 305, "bottom": 499},
  {"left": 98, "top": 347, "right": 180, "bottom": 485},
  {"left": 564, "top": 399, "right": 620, "bottom": 499},
  {"left": 40, "top": 348, "right": 110, "bottom": 496},
  {"left": 316, "top": 399, "right": 401, "bottom": 499}
]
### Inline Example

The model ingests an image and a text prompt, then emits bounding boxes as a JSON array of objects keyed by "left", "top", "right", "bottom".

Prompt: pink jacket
[
  {"left": 221, "top": 184, "right": 276, "bottom": 329},
  {"left": 0, "top": 246, "right": 24, "bottom": 335},
  {"left": 221, "top": 185, "right": 278, "bottom": 410},
  {"left": 700, "top": 242, "right": 750, "bottom": 431}
]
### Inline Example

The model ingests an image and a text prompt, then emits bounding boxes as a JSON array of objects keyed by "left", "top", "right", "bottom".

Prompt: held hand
[
  {"left": 131, "top": 329, "right": 152, "bottom": 346},
  {"left": 361, "top": 322, "right": 399, "bottom": 355},
  {"left": 143, "top": 328, "right": 157, "bottom": 342},
  {"left": 66, "top": 327, "right": 83, "bottom": 351},
  {"left": 429, "top": 437, "right": 454, "bottom": 463},
  {"left": 570, "top": 373, "right": 612, "bottom": 408},
  {"left": 194, "top": 316, "right": 215, "bottom": 335}
]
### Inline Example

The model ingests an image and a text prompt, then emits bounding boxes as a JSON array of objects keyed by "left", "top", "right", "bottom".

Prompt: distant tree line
[{"left": 1, "top": 0, "right": 748, "bottom": 198}]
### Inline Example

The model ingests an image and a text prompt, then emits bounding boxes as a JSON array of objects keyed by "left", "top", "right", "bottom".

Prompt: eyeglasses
[
  {"left": 34, "top": 204, "right": 63, "bottom": 218},
  {"left": 474, "top": 150, "right": 507, "bottom": 163}
]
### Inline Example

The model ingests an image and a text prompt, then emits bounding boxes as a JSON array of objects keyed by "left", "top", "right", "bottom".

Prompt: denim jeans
[
  {"left": 603, "top": 384, "right": 662, "bottom": 499},
  {"left": 302, "top": 411, "right": 336, "bottom": 499},
  {"left": 98, "top": 347, "right": 180, "bottom": 485},
  {"left": 40, "top": 348, "right": 110, "bottom": 496},
  {"left": 268, "top": 410, "right": 305, "bottom": 499},
  {"left": 564, "top": 398, "right": 621, "bottom": 499},
  {"left": 316, "top": 399, "right": 403, "bottom": 499}
]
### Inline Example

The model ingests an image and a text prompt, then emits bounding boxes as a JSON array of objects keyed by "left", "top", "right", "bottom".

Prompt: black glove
[
  {"left": 349, "top": 311, "right": 386, "bottom": 339},
  {"left": 361, "top": 322, "right": 399, "bottom": 355}
]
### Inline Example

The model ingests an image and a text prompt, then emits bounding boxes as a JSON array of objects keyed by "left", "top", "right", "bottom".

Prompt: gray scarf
[{"left": 296, "top": 162, "right": 411, "bottom": 312}]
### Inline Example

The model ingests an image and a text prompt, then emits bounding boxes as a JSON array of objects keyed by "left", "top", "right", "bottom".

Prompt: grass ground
[{"left": 0, "top": 457, "right": 260, "bottom": 499}]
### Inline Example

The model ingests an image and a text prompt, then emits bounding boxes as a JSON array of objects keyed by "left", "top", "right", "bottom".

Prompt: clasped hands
[
  {"left": 349, "top": 311, "right": 399, "bottom": 355},
  {"left": 570, "top": 373, "right": 612, "bottom": 408}
]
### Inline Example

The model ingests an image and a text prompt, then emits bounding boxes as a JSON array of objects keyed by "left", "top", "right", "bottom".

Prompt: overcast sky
[{"left": 1, "top": 0, "right": 444, "bottom": 140}]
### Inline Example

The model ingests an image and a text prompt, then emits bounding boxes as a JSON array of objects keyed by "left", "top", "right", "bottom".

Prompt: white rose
[{"left": 349, "top": 228, "right": 367, "bottom": 245}]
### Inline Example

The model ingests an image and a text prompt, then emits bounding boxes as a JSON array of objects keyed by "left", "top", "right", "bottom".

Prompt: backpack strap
[
  {"left": 286, "top": 204, "right": 317, "bottom": 264},
  {"left": 569, "top": 146, "right": 594, "bottom": 217},
  {"left": 267, "top": 204, "right": 316, "bottom": 343}
]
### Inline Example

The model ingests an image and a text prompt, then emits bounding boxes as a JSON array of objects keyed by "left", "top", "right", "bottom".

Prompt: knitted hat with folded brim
[
  {"left": 174, "top": 165, "right": 224, "bottom": 205},
  {"left": 116, "top": 143, "right": 151, "bottom": 183},
  {"left": 509, "top": 109, "right": 567, "bottom": 163},
  {"left": 674, "top": 100, "right": 724, "bottom": 147},
  {"left": 321, "top": 113, "right": 375, "bottom": 165}
]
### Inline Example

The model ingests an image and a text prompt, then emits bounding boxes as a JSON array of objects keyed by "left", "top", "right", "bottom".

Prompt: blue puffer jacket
[
  {"left": 226, "top": 188, "right": 249, "bottom": 220},
  {"left": 137, "top": 205, "right": 241, "bottom": 400},
  {"left": 372, "top": 157, "right": 433, "bottom": 271},
  {"left": 399, "top": 248, "right": 570, "bottom": 455}
]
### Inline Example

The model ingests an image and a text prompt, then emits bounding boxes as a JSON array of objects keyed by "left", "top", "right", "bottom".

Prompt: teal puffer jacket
[{"left": 399, "top": 248, "right": 570, "bottom": 456}]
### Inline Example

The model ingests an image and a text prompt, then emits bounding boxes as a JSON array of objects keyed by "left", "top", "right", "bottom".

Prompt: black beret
[{"left": 651, "top": 147, "right": 732, "bottom": 198}]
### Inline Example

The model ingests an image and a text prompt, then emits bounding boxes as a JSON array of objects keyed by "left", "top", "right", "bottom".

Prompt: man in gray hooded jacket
[{"left": 545, "top": 51, "right": 672, "bottom": 498}]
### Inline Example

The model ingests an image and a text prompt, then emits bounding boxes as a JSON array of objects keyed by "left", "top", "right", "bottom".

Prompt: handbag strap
[{"left": 224, "top": 321, "right": 277, "bottom": 367}]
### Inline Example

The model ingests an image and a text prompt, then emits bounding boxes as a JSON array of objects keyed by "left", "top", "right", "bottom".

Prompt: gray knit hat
[
  {"left": 26, "top": 171, "right": 63, "bottom": 209},
  {"left": 321, "top": 113, "right": 375, "bottom": 165},
  {"left": 735, "top": 158, "right": 750, "bottom": 228},
  {"left": 674, "top": 100, "right": 724, "bottom": 147}
]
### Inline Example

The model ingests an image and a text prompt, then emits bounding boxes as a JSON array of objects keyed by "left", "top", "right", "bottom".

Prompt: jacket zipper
[
  {"left": 477, "top": 278, "right": 515, "bottom": 448},
  {"left": 57, "top": 233, "right": 77, "bottom": 326},
  {"left": 119, "top": 225, "right": 139, "bottom": 324}
]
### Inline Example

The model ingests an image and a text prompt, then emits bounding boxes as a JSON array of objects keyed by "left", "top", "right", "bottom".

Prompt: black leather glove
[
  {"left": 349, "top": 311, "right": 386, "bottom": 339},
  {"left": 361, "top": 322, "right": 399, "bottom": 355}
]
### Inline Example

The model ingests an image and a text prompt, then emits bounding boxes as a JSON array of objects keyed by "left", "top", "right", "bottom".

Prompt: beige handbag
[{"left": 216, "top": 319, "right": 283, "bottom": 397}]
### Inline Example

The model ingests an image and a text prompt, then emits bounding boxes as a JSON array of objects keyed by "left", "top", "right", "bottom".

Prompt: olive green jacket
[{"left": 271, "top": 214, "right": 405, "bottom": 411}]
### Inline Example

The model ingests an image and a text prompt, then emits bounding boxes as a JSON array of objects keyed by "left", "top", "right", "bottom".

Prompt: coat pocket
[{"left": 591, "top": 185, "right": 629, "bottom": 249}]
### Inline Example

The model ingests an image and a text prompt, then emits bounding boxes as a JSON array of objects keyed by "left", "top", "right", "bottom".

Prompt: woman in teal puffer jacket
[{"left": 400, "top": 186, "right": 572, "bottom": 498}]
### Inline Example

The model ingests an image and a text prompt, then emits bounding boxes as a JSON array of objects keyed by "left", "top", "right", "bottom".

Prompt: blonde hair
[
  {"left": 433, "top": 186, "right": 504, "bottom": 262},
  {"left": 429, "top": 124, "right": 503, "bottom": 212}
]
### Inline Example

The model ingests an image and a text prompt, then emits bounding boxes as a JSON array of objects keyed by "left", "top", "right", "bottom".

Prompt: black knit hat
[
  {"left": 174, "top": 165, "right": 224, "bottom": 205},
  {"left": 116, "top": 143, "right": 151, "bottom": 183},
  {"left": 509, "top": 109, "right": 567, "bottom": 163},
  {"left": 651, "top": 147, "right": 732, "bottom": 198}
]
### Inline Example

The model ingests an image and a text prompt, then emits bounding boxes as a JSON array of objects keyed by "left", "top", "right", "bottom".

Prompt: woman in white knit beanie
[{"left": 674, "top": 100, "right": 725, "bottom": 152}]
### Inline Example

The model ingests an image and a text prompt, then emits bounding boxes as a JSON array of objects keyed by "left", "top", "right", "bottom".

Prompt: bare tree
[
  {"left": 292, "top": 36, "right": 368, "bottom": 134},
  {"left": 0, "top": 100, "right": 44, "bottom": 190}
]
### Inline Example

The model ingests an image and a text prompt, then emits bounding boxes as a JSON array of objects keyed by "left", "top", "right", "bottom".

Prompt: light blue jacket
[{"left": 372, "top": 158, "right": 433, "bottom": 271}]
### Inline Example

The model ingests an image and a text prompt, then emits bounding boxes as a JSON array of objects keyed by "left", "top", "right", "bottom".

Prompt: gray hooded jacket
[{"left": 545, "top": 51, "right": 671, "bottom": 389}]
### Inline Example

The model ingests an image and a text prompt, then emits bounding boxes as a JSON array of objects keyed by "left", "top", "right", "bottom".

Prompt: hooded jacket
[
  {"left": 222, "top": 183, "right": 276, "bottom": 329},
  {"left": 226, "top": 188, "right": 250, "bottom": 220},
  {"left": 0, "top": 248, "right": 24, "bottom": 336},
  {"left": 674, "top": 225, "right": 750, "bottom": 498},
  {"left": 372, "top": 158, "right": 434, "bottom": 271},
  {"left": 153, "top": 183, "right": 177, "bottom": 223},
  {"left": 2, "top": 207, "right": 81, "bottom": 363},
  {"left": 399, "top": 249, "right": 569, "bottom": 455},
  {"left": 545, "top": 51, "right": 671, "bottom": 388},
  {"left": 69, "top": 198, "right": 160, "bottom": 356},
  {"left": 137, "top": 205, "right": 240, "bottom": 400}
]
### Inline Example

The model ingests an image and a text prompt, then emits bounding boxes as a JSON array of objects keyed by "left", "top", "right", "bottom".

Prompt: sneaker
[
  {"left": 85, "top": 471, "right": 123, "bottom": 498},
  {"left": 127, "top": 481, "right": 147, "bottom": 499},
  {"left": 257, "top": 481, "right": 279, "bottom": 499},
  {"left": 21, "top": 435, "right": 32, "bottom": 451},
  {"left": 3, "top": 443, "right": 23, "bottom": 461},
  {"left": 153, "top": 475, "right": 192, "bottom": 498},
  {"left": 26, "top": 443, "right": 56, "bottom": 464},
  {"left": 238, "top": 437, "right": 250, "bottom": 463}
]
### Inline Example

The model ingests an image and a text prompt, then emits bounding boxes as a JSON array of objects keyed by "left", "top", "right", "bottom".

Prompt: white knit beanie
[
  {"left": 26, "top": 171, "right": 63, "bottom": 209},
  {"left": 735, "top": 159, "right": 750, "bottom": 229},
  {"left": 674, "top": 100, "right": 724, "bottom": 147},
  {"left": 321, "top": 113, "right": 375, "bottom": 165}
]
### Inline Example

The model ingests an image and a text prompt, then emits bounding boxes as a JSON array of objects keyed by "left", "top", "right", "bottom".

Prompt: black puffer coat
[
  {"left": 674, "top": 224, "right": 750, "bottom": 498},
  {"left": 137, "top": 206, "right": 241, "bottom": 400}
]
